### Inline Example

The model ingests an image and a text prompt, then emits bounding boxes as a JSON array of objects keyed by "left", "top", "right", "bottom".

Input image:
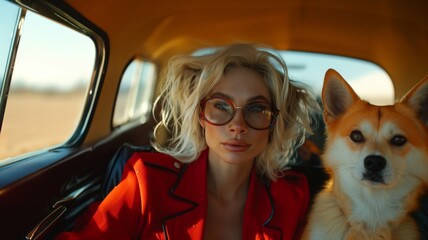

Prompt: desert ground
[{"left": 0, "top": 91, "right": 86, "bottom": 160}]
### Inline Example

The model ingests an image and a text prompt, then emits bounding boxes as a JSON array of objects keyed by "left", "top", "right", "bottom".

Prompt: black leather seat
[{"left": 414, "top": 194, "right": 428, "bottom": 239}]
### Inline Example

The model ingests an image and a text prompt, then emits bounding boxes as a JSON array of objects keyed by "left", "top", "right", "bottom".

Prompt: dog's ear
[
  {"left": 400, "top": 75, "right": 428, "bottom": 124},
  {"left": 322, "top": 69, "right": 360, "bottom": 124}
]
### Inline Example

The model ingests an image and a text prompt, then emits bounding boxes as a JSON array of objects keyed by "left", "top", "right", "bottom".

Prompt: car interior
[{"left": 0, "top": 0, "right": 427, "bottom": 239}]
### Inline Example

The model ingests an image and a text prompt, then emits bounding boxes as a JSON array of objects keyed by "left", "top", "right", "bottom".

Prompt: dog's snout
[{"left": 364, "top": 155, "right": 386, "bottom": 173}]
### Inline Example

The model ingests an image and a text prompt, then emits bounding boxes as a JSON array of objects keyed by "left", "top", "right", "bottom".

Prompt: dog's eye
[
  {"left": 350, "top": 130, "right": 364, "bottom": 143},
  {"left": 390, "top": 135, "right": 407, "bottom": 146}
]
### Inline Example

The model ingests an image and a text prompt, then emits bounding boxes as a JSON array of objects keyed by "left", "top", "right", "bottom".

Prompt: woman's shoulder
[
  {"left": 134, "top": 150, "right": 176, "bottom": 162},
  {"left": 282, "top": 169, "right": 308, "bottom": 182},
  {"left": 268, "top": 169, "right": 310, "bottom": 224},
  {"left": 127, "top": 150, "right": 183, "bottom": 172},
  {"left": 269, "top": 169, "right": 309, "bottom": 201},
  {"left": 275, "top": 168, "right": 308, "bottom": 187}
]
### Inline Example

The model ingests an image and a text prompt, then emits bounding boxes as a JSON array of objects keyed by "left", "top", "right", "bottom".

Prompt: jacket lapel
[
  {"left": 160, "top": 149, "right": 282, "bottom": 240},
  {"left": 242, "top": 170, "right": 282, "bottom": 240},
  {"left": 162, "top": 150, "right": 208, "bottom": 240}
]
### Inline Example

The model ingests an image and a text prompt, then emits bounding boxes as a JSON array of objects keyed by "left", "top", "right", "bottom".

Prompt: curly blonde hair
[{"left": 153, "top": 43, "right": 319, "bottom": 180}]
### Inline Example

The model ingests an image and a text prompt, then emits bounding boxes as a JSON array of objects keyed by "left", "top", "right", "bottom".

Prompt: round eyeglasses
[{"left": 200, "top": 97, "right": 279, "bottom": 130}]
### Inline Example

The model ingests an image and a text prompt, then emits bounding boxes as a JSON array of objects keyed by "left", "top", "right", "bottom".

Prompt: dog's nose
[{"left": 364, "top": 155, "right": 386, "bottom": 173}]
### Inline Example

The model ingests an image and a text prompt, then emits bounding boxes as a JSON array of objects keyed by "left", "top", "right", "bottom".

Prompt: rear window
[
  {"left": 281, "top": 51, "right": 394, "bottom": 105},
  {"left": 193, "top": 48, "right": 394, "bottom": 105}
]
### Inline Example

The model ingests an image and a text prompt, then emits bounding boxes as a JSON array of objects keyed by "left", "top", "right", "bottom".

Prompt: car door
[{"left": 0, "top": 1, "right": 155, "bottom": 239}]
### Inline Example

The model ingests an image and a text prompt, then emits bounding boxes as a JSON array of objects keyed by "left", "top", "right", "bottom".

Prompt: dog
[{"left": 302, "top": 69, "right": 428, "bottom": 240}]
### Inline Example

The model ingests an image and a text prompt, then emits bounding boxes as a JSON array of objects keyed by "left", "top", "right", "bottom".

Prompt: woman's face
[{"left": 201, "top": 67, "right": 272, "bottom": 166}]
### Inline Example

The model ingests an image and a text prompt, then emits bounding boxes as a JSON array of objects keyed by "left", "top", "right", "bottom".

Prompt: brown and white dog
[{"left": 302, "top": 69, "right": 428, "bottom": 240}]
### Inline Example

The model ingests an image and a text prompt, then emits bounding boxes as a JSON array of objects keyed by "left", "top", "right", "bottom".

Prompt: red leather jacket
[{"left": 56, "top": 149, "right": 309, "bottom": 240}]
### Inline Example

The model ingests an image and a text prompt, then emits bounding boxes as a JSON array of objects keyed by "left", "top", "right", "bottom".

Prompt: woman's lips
[{"left": 222, "top": 141, "right": 251, "bottom": 152}]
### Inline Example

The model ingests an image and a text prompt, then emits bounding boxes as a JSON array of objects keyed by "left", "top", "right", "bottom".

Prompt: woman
[{"left": 56, "top": 43, "right": 319, "bottom": 239}]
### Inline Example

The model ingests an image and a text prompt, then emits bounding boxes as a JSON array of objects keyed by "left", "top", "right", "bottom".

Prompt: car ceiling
[
  {"left": 62, "top": 0, "right": 428, "bottom": 142},
  {"left": 65, "top": 0, "right": 427, "bottom": 79}
]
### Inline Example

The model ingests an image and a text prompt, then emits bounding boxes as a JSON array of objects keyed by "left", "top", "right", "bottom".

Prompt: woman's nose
[{"left": 228, "top": 108, "right": 248, "bottom": 133}]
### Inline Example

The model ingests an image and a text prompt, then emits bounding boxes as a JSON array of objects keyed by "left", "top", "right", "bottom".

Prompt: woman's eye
[
  {"left": 390, "top": 135, "right": 407, "bottom": 146},
  {"left": 247, "top": 103, "right": 268, "bottom": 113},
  {"left": 350, "top": 130, "right": 364, "bottom": 143},
  {"left": 214, "top": 102, "right": 231, "bottom": 111}
]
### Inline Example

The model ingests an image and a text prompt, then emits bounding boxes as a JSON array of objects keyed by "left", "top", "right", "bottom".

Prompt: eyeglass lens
[{"left": 203, "top": 98, "right": 274, "bottom": 129}]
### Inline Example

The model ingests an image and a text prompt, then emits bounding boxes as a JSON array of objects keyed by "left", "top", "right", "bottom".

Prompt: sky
[
  {"left": 3, "top": 1, "right": 394, "bottom": 104},
  {"left": 9, "top": 8, "right": 95, "bottom": 91}
]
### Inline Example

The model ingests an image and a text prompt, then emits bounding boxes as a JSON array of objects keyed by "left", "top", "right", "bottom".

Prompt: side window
[
  {"left": 113, "top": 59, "right": 156, "bottom": 127},
  {"left": 282, "top": 51, "right": 394, "bottom": 105},
  {"left": 0, "top": 2, "right": 96, "bottom": 161}
]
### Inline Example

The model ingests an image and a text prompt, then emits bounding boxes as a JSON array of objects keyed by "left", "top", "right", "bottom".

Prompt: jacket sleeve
[{"left": 55, "top": 154, "right": 145, "bottom": 240}]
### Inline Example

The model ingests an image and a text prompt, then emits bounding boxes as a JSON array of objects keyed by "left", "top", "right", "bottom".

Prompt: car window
[
  {"left": 281, "top": 51, "right": 394, "bottom": 105},
  {"left": 0, "top": 3, "right": 96, "bottom": 162},
  {"left": 113, "top": 59, "right": 156, "bottom": 127},
  {"left": 193, "top": 48, "right": 394, "bottom": 105}
]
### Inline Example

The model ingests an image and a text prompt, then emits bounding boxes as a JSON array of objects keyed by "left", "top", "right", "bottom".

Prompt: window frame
[{"left": 0, "top": 2, "right": 22, "bottom": 131}]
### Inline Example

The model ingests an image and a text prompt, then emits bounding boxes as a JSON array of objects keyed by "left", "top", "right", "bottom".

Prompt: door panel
[{"left": 0, "top": 123, "right": 153, "bottom": 240}]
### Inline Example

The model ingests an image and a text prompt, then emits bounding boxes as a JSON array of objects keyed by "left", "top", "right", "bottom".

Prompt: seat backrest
[{"left": 413, "top": 194, "right": 428, "bottom": 238}]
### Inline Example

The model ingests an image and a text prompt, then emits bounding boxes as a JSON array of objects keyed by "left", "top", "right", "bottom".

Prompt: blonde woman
[{"left": 56, "top": 43, "right": 319, "bottom": 240}]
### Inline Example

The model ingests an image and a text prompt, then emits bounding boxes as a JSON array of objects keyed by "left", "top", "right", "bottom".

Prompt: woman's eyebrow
[
  {"left": 209, "top": 92, "right": 230, "bottom": 99},
  {"left": 209, "top": 92, "right": 270, "bottom": 103},
  {"left": 248, "top": 96, "right": 270, "bottom": 102}
]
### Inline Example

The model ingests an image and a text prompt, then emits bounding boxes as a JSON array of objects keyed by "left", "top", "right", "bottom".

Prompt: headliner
[{"left": 65, "top": 0, "right": 428, "bottom": 95}]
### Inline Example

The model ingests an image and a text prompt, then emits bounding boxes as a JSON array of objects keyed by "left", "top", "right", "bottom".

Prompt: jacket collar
[
  {"left": 162, "top": 149, "right": 281, "bottom": 239},
  {"left": 161, "top": 150, "right": 208, "bottom": 240}
]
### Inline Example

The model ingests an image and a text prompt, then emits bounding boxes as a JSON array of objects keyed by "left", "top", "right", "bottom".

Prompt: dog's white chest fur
[
  {"left": 342, "top": 178, "right": 409, "bottom": 231},
  {"left": 306, "top": 183, "right": 420, "bottom": 240},
  {"left": 350, "top": 191, "right": 398, "bottom": 225}
]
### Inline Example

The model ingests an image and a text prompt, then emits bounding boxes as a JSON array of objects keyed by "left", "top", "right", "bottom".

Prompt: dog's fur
[{"left": 302, "top": 69, "right": 428, "bottom": 240}]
